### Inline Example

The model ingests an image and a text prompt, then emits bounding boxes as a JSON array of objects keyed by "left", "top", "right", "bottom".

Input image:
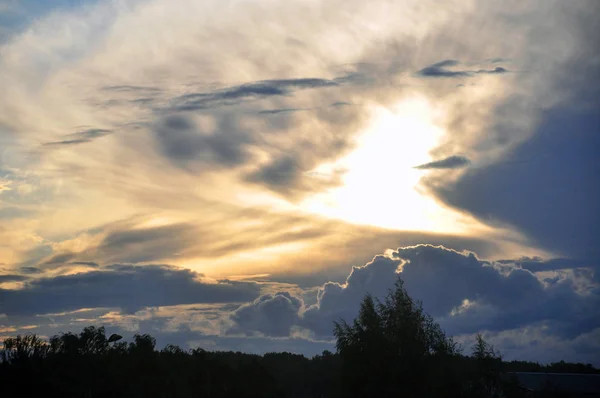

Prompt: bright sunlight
[{"left": 302, "top": 97, "right": 473, "bottom": 233}]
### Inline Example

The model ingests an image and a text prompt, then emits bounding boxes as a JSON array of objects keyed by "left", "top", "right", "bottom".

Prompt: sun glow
[{"left": 302, "top": 98, "right": 472, "bottom": 233}]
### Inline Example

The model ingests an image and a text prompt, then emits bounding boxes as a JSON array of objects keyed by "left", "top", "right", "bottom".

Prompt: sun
[{"left": 301, "top": 97, "right": 471, "bottom": 234}]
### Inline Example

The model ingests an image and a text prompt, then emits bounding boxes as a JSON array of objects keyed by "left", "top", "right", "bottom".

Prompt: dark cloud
[
  {"left": 19, "top": 267, "right": 43, "bottom": 274},
  {"left": 244, "top": 152, "right": 347, "bottom": 198},
  {"left": 43, "top": 128, "right": 112, "bottom": 146},
  {"left": 0, "top": 274, "right": 28, "bottom": 283},
  {"left": 29, "top": 252, "right": 103, "bottom": 272},
  {"left": 228, "top": 292, "right": 303, "bottom": 337},
  {"left": 497, "top": 257, "right": 594, "bottom": 272},
  {"left": 39, "top": 252, "right": 76, "bottom": 266},
  {"left": 167, "top": 78, "right": 338, "bottom": 112},
  {"left": 329, "top": 101, "right": 352, "bottom": 107},
  {"left": 154, "top": 114, "right": 251, "bottom": 170},
  {"left": 70, "top": 261, "right": 100, "bottom": 268},
  {"left": 417, "top": 60, "right": 470, "bottom": 77},
  {"left": 0, "top": 264, "right": 261, "bottom": 316},
  {"left": 414, "top": 155, "right": 471, "bottom": 170},
  {"left": 432, "top": 107, "right": 600, "bottom": 258},
  {"left": 258, "top": 108, "right": 305, "bottom": 115},
  {"left": 94, "top": 223, "right": 199, "bottom": 264},
  {"left": 426, "top": 7, "right": 599, "bottom": 260},
  {"left": 476, "top": 66, "right": 508, "bottom": 74},
  {"left": 301, "top": 254, "right": 402, "bottom": 336},
  {"left": 231, "top": 246, "right": 598, "bottom": 346},
  {"left": 387, "top": 246, "right": 597, "bottom": 337},
  {"left": 5, "top": 248, "right": 597, "bottom": 363},
  {"left": 45, "top": 212, "right": 327, "bottom": 266},
  {"left": 245, "top": 155, "right": 301, "bottom": 190},
  {"left": 148, "top": 74, "right": 364, "bottom": 197},
  {"left": 417, "top": 60, "right": 508, "bottom": 78}
]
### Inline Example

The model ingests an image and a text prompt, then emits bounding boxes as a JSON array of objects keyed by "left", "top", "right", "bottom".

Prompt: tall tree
[{"left": 334, "top": 277, "right": 460, "bottom": 397}]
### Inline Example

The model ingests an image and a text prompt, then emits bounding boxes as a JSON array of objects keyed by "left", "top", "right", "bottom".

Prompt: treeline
[
  {"left": 1, "top": 278, "right": 597, "bottom": 397},
  {"left": 504, "top": 359, "right": 599, "bottom": 375}
]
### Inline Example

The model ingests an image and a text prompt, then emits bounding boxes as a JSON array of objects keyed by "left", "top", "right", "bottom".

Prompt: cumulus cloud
[
  {"left": 497, "top": 257, "right": 594, "bottom": 272},
  {"left": 227, "top": 245, "right": 599, "bottom": 362},
  {"left": 228, "top": 292, "right": 304, "bottom": 337},
  {"left": 0, "top": 264, "right": 261, "bottom": 316},
  {"left": 414, "top": 155, "right": 471, "bottom": 170}
]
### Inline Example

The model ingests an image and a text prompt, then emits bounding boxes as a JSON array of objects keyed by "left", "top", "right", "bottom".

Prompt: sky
[{"left": 0, "top": 0, "right": 599, "bottom": 364}]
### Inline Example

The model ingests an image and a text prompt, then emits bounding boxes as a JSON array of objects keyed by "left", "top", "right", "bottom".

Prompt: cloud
[
  {"left": 329, "top": 101, "right": 352, "bottom": 107},
  {"left": 245, "top": 155, "right": 302, "bottom": 190},
  {"left": 476, "top": 66, "right": 508, "bottom": 74},
  {"left": 166, "top": 78, "right": 338, "bottom": 113},
  {"left": 39, "top": 252, "right": 76, "bottom": 266},
  {"left": 497, "top": 257, "right": 594, "bottom": 272},
  {"left": 414, "top": 155, "right": 471, "bottom": 170},
  {"left": 244, "top": 153, "right": 347, "bottom": 198},
  {"left": 53, "top": 221, "right": 207, "bottom": 265},
  {"left": 5, "top": 245, "right": 598, "bottom": 363},
  {"left": 430, "top": 106, "right": 600, "bottom": 259},
  {"left": 19, "top": 267, "right": 43, "bottom": 274},
  {"left": 227, "top": 245, "right": 598, "bottom": 360},
  {"left": 258, "top": 108, "right": 305, "bottom": 115},
  {"left": 23, "top": 208, "right": 510, "bottom": 282},
  {"left": 0, "top": 274, "right": 28, "bottom": 283},
  {"left": 417, "top": 60, "right": 509, "bottom": 78},
  {"left": 101, "top": 85, "right": 161, "bottom": 94},
  {"left": 228, "top": 292, "right": 304, "bottom": 337},
  {"left": 418, "top": 60, "right": 471, "bottom": 77},
  {"left": 0, "top": 179, "right": 11, "bottom": 192},
  {"left": 154, "top": 114, "right": 251, "bottom": 170},
  {"left": 301, "top": 254, "right": 403, "bottom": 336},
  {"left": 70, "top": 261, "right": 99, "bottom": 268},
  {"left": 0, "top": 264, "right": 261, "bottom": 316},
  {"left": 43, "top": 128, "right": 112, "bottom": 146}
]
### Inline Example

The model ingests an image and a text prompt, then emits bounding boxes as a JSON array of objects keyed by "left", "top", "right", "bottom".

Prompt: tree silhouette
[
  {"left": 334, "top": 277, "right": 461, "bottom": 397},
  {"left": 463, "top": 333, "right": 506, "bottom": 397}
]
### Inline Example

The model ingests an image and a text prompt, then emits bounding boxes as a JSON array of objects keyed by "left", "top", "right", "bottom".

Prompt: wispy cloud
[
  {"left": 417, "top": 60, "right": 509, "bottom": 78},
  {"left": 43, "top": 128, "right": 112, "bottom": 146},
  {"left": 414, "top": 155, "right": 471, "bottom": 170},
  {"left": 164, "top": 78, "right": 339, "bottom": 112}
]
